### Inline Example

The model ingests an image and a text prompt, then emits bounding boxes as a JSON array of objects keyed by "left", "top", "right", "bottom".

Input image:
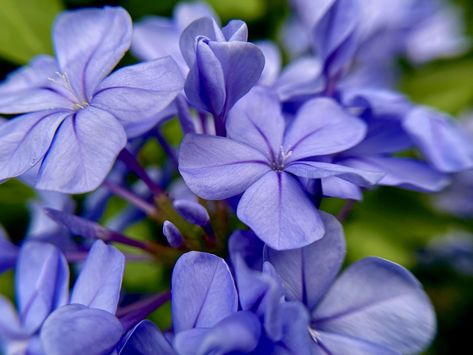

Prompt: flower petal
[
  {"left": 228, "top": 229, "right": 265, "bottom": 271},
  {"left": 237, "top": 171, "right": 324, "bottom": 250},
  {"left": 0, "top": 56, "right": 70, "bottom": 113},
  {"left": 17, "top": 242, "right": 69, "bottom": 334},
  {"left": 33, "top": 106, "right": 127, "bottom": 193},
  {"left": 40, "top": 304, "right": 123, "bottom": 355},
  {"left": 173, "top": 312, "right": 260, "bottom": 355},
  {"left": 71, "top": 240, "right": 125, "bottom": 314},
  {"left": 92, "top": 57, "right": 184, "bottom": 138},
  {"left": 316, "top": 331, "right": 397, "bottom": 355},
  {"left": 284, "top": 98, "right": 366, "bottom": 160},
  {"left": 0, "top": 111, "right": 68, "bottom": 182},
  {"left": 119, "top": 320, "right": 176, "bottom": 355},
  {"left": 0, "top": 295, "right": 24, "bottom": 340},
  {"left": 321, "top": 176, "right": 362, "bottom": 200},
  {"left": 0, "top": 226, "right": 19, "bottom": 273},
  {"left": 226, "top": 86, "right": 285, "bottom": 159},
  {"left": 172, "top": 251, "right": 238, "bottom": 332},
  {"left": 285, "top": 160, "right": 383, "bottom": 187},
  {"left": 403, "top": 107, "right": 473, "bottom": 172},
  {"left": 178, "top": 133, "right": 270, "bottom": 200},
  {"left": 256, "top": 40, "right": 281, "bottom": 86},
  {"left": 53, "top": 7, "right": 132, "bottom": 100},
  {"left": 264, "top": 212, "right": 346, "bottom": 310},
  {"left": 341, "top": 156, "right": 450, "bottom": 192},
  {"left": 314, "top": 257, "right": 436, "bottom": 354},
  {"left": 207, "top": 40, "right": 265, "bottom": 116}
]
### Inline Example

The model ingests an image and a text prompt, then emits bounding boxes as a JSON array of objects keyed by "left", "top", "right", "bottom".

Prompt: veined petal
[
  {"left": 184, "top": 39, "right": 226, "bottom": 116},
  {"left": 208, "top": 40, "right": 265, "bottom": 116},
  {"left": 342, "top": 156, "right": 450, "bottom": 192},
  {"left": 314, "top": 257, "right": 436, "bottom": 354},
  {"left": 173, "top": 312, "right": 260, "bottom": 355},
  {"left": 0, "top": 56, "right": 71, "bottom": 113},
  {"left": 237, "top": 171, "right": 324, "bottom": 250},
  {"left": 284, "top": 98, "right": 367, "bottom": 160},
  {"left": 53, "top": 7, "right": 132, "bottom": 100},
  {"left": 92, "top": 57, "right": 184, "bottom": 138},
  {"left": 0, "top": 295, "right": 24, "bottom": 340},
  {"left": 0, "top": 111, "right": 68, "bottom": 181},
  {"left": 321, "top": 176, "right": 362, "bottom": 200},
  {"left": 178, "top": 133, "right": 270, "bottom": 200},
  {"left": 316, "top": 331, "right": 397, "bottom": 355},
  {"left": 71, "top": 240, "right": 125, "bottom": 314},
  {"left": 34, "top": 106, "right": 127, "bottom": 193},
  {"left": 172, "top": 252, "right": 238, "bottom": 332},
  {"left": 119, "top": 320, "right": 176, "bottom": 355},
  {"left": 226, "top": 86, "right": 285, "bottom": 159},
  {"left": 403, "top": 107, "right": 473, "bottom": 172},
  {"left": 286, "top": 161, "right": 383, "bottom": 187},
  {"left": 40, "top": 304, "right": 123, "bottom": 355},
  {"left": 264, "top": 212, "right": 346, "bottom": 311},
  {"left": 17, "top": 242, "right": 69, "bottom": 334}
]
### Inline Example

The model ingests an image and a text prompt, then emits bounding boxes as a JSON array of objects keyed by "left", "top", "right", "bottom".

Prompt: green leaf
[
  {"left": 0, "top": 0, "right": 63, "bottom": 64},
  {"left": 207, "top": 0, "right": 266, "bottom": 21}
]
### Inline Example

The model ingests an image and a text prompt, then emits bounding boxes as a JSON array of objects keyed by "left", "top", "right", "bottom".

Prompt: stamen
[{"left": 308, "top": 327, "right": 321, "bottom": 342}]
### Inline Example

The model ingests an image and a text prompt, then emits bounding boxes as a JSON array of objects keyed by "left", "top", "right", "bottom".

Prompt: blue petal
[
  {"left": 321, "top": 176, "right": 362, "bottom": 200},
  {"left": 0, "top": 295, "right": 24, "bottom": 340},
  {"left": 207, "top": 40, "right": 265, "bottom": 116},
  {"left": 173, "top": 312, "right": 260, "bottom": 355},
  {"left": 0, "top": 56, "right": 71, "bottom": 113},
  {"left": 285, "top": 160, "right": 383, "bottom": 187},
  {"left": 172, "top": 251, "right": 238, "bottom": 332},
  {"left": 0, "top": 111, "right": 68, "bottom": 182},
  {"left": 33, "top": 106, "right": 127, "bottom": 193},
  {"left": 403, "top": 107, "right": 473, "bottom": 173},
  {"left": 40, "top": 304, "right": 123, "bottom": 355},
  {"left": 314, "top": 257, "right": 436, "bottom": 354},
  {"left": 264, "top": 212, "right": 346, "bottom": 310},
  {"left": 316, "top": 331, "right": 397, "bottom": 355},
  {"left": 173, "top": 199, "right": 209, "bottom": 226},
  {"left": 17, "top": 242, "right": 69, "bottom": 334},
  {"left": 232, "top": 254, "right": 284, "bottom": 340},
  {"left": 178, "top": 133, "right": 270, "bottom": 200},
  {"left": 255, "top": 40, "right": 281, "bottom": 86},
  {"left": 119, "top": 320, "right": 176, "bottom": 355},
  {"left": 71, "top": 240, "right": 125, "bottom": 314},
  {"left": 226, "top": 86, "right": 285, "bottom": 160},
  {"left": 314, "top": 0, "right": 360, "bottom": 79},
  {"left": 92, "top": 57, "right": 184, "bottom": 138},
  {"left": 341, "top": 157, "right": 450, "bottom": 192},
  {"left": 53, "top": 7, "right": 132, "bottom": 101},
  {"left": 184, "top": 38, "right": 226, "bottom": 116},
  {"left": 283, "top": 98, "right": 367, "bottom": 161},
  {"left": 237, "top": 171, "right": 324, "bottom": 250},
  {"left": 228, "top": 229, "right": 265, "bottom": 271}
]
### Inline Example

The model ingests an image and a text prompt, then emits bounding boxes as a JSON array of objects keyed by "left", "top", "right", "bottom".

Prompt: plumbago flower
[
  {"left": 118, "top": 251, "right": 261, "bottom": 355},
  {"left": 0, "top": 7, "right": 184, "bottom": 193},
  {"left": 230, "top": 213, "right": 436, "bottom": 354},
  {"left": 0, "top": 240, "right": 125, "bottom": 355},
  {"left": 0, "top": 225, "right": 18, "bottom": 274},
  {"left": 179, "top": 87, "right": 382, "bottom": 249}
]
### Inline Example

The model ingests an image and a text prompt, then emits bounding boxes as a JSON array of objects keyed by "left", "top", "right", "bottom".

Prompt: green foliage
[{"left": 0, "top": 0, "right": 63, "bottom": 64}]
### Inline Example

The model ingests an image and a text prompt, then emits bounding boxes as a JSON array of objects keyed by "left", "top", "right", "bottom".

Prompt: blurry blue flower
[
  {"left": 179, "top": 87, "right": 381, "bottom": 249},
  {"left": 0, "top": 7, "right": 184, "bottom": 193},
  {"left": 0, "top": 225, "right": 18, "bottom": 274},
  {"left": 231, "top": 213, "right": 437, "bottom": 354}
]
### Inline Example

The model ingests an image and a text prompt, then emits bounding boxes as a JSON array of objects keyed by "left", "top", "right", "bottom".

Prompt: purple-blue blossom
[
  {"left": 0, "top": 7, "right": 184, "bottom": 193},
  {"left": 179, "top": 87, "right": 382, "bottom": 249}
]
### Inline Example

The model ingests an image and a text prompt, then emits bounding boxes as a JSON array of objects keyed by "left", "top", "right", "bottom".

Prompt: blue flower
[
  {"left": 0, "top": 7, "right": 184, "bottom": 193},
  {"left": 230, "top": 213, "right": 437, "bottom": 354},
  {"left": 179, "top": 87, "right": 382, "bottom": 249},
  {"left": 0, "top": 240, "right": 125, "bottom": 355}
]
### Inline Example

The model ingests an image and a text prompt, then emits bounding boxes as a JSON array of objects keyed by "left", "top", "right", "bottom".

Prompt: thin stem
[
  {"left": 176, "top": 95, "right": 195, "bottom": 134},
  {"left": 104, "top": 181, "right": 157, "bottom": 217},
  {"left": 155, "top": 129, "right": 178, "bottom": 166},
  {"left": 118, "top": 148, "right": 163, "bottom": 195},
  {"left": 117, "top": 291, "right": 171, "bottom": 332},
  {"left": 336, "top": 199, "right": 357, "bottom": 222}
]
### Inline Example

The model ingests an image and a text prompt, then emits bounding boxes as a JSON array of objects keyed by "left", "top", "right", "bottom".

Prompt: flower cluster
[{"left": 0, "top": 1, "right": 471, "bottom": 354}]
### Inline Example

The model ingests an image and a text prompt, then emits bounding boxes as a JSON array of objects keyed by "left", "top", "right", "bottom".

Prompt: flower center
[
  {"left": 271, "top": 145, "right": 292, "bottom": 171},
  {"left": 308, "top": 326, "right": 321, "bottom": 343},
  {"left": 48, "top": 71, "right": 88, "bottom": 110}
]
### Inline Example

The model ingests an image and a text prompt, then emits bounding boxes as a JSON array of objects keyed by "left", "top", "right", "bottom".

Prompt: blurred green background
[{"left": 1, "top": 0, "right": 473, "bottom": 354}]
